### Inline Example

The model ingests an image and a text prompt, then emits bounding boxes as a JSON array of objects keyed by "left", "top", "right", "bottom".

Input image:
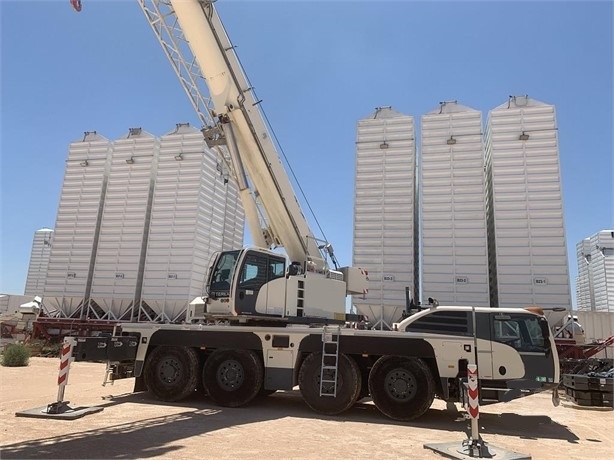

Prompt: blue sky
[{"left": 1, "top": 0, "right": 612, "bottom": 307}]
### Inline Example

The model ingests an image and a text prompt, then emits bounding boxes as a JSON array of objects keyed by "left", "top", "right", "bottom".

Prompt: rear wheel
[
  {"left": 202, "top": 349, "right": 263, "bottom": 408},
  {"left": 143, "top": 346, "right": 199, "bottom": 402},
  {"left": 298, "top": 352, "right": 361, "bottom": 415},
  {"left": 368, "top": 356, "right": 434, "bottom": 421}
]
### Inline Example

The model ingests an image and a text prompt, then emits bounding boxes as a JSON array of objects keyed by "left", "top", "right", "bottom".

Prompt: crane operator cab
[{"left": 187, "top": 247, "right": 349, "bottom": 323}]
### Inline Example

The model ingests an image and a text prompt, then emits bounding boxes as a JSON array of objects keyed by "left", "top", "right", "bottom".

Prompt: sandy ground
[{"left": 1, "top": 357, "right": 613, "bottom": 459}]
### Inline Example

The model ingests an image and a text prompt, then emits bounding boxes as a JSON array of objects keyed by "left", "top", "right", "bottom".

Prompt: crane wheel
[
  {"left": 298, "top": 352, "right": 361, "bottom": 415},
  {"left": 143, "top": 346, "right": 200, "bottom": 402},
  {"left": 202, "top": 349, "right": 263, "bottom": 408},
  {"left": 368, "top": 356, "right": 434, "bottom": 421}
]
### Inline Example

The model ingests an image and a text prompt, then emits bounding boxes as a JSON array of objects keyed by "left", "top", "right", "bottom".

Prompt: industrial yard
[
  {"left": 1, "top": 2, "right": 612, "bottom": 459},
  {"left": 1, "top": 357, "right": 613, "bottom": 459}
]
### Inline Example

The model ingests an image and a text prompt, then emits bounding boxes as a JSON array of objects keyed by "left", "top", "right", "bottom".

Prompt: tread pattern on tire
[
  {"left": 202, "top": 349, "right": 263, "bottom": 408},
  {"left": 298, "top": 352, "right": 361, "bottom": 415},
  {"left": 143, "top": 346, "right": 200, "bottom": 402},
  {"left": 368, "top": 356, "right": 435, "bottom": 421}
]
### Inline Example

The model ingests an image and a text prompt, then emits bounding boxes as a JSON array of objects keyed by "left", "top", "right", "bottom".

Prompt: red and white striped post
[
  {"left": 47, "top": 336, "right": 77, "bottom": 413},
  {"left": 56, "top": 336, "right": 77, "bottom": 402},
  {"left": 16, "top": 335, "right": 104, "bottom": 419},
  {"left": 425, "top": 351, "right": 522, "bottom": 457},
  {"left": 466, "top": 364, "right": 480, "bottom": 444}
]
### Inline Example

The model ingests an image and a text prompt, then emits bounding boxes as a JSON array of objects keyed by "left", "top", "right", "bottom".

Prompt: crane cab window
[
  {"left": 238, "top": 253, "right": 286, "bottom": 290},
  {"left": 239, "top": 256, "right": 268, "bottom": 289},
  {"left": 210, "top": 250, "right": 240, "bottom": 292},
  {"left": 269, "top": 259, "right": 285, "bottom": 280}
]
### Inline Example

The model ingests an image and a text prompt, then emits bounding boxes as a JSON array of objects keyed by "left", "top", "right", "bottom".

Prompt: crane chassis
[{"left": 74, "top": 305, "right": 559, "bottom": 421}]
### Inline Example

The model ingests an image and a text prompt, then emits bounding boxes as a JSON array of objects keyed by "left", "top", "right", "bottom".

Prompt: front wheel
[
  {"left": 368, "top": 356, "right": 434, "bottom": 421},
  {"left": 202, "top": 349, "right": 263, "bottom": 408},
  {"left": 143, "top": 346, "right": 200, "bottom": 402}
]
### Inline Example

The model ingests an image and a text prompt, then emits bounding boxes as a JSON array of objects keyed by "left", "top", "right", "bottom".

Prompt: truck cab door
[{"left": 489, "top": 312, "right": 555, "bottom": 385}]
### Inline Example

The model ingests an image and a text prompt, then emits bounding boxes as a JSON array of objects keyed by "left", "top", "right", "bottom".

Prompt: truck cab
[{"left": 397, "top": 306, "right": 559, "bottom": 403}]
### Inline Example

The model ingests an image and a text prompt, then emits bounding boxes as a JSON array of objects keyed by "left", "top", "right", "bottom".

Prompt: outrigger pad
[
  {"left": 16, "top": 401, "right": 103, "bottom": 420},
  {"left": 424, "top": 441, "right": 530, "bottom": 460}
]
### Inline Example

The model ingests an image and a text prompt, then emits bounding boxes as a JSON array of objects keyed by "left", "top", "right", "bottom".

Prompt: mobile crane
[{"left": 70, "top": 0, "right": 560, "bottom": 421}]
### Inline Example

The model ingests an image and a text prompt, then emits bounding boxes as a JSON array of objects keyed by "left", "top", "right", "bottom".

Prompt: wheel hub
[
  {"left": 384, "top": 368, "right": 416, "bottom": 401},
  {"left": 158, "top": 358, "right": 181, "bottom": 384},
  {"left": 217, "top": 359, "right": 244, "bottom": 391}
]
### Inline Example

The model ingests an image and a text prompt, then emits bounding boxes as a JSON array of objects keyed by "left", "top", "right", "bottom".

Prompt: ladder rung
[{"left": 320, "top": 326, "right": 340, "bottom": 397}]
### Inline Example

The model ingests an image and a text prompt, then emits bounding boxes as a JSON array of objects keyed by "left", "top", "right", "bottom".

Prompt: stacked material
[{"left": 563, "top": 366, "right": 614, "bottom": 407}]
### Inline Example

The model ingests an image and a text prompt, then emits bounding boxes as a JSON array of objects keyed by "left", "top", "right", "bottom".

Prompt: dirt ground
[{"left": 1, "top": 357, "right": 613, "bottom": 459}]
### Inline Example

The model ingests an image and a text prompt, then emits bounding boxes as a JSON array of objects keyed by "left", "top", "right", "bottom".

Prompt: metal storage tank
[
  {"left": 140, "top": 123, "right": 244, "bottom": 322},
  {"left": 421, "top": 101, "right": 490, "bottom": 306},
  {"left": 0, "top": 294, "right": 36, "bottom": 316},
  {"left": 587, "top": 230, "right": 614, "bottom": 312},
  {"left": 89, "top": 128, "right": 159, "bottom": 320},
  {"left": 24, "top": 228, "right": 54, "bottom": 296},
  {"left": 485, "top": 95, "right": 571, "bottom": 309},
  {"left": 352, "top": 107, "right": 418, "bottom": 329},
  {"left": 43, "top": 132, "right": 112, "bottom": 317},
  {"left": 575, "top": 238, "right": 594, "bottom": 310}
]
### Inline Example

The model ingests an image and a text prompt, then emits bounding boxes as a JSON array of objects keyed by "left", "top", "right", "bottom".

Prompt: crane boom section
[{"left": 170, "top": 0, "right": 326, "bottom": 271}]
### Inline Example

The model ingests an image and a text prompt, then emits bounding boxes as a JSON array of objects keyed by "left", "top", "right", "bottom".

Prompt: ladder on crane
[{"left": 320, "top": 325, "right": 341, "bottom": 397}]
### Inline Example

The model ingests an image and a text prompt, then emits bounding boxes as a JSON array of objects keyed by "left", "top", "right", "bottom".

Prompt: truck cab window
[{"left": 493, "top": 314, "right": 546, "bottom": 352}]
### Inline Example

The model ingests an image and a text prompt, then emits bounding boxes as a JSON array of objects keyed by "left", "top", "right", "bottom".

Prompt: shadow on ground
[{"left": 1, "top": 391, "right": 579, "bottom": 459}]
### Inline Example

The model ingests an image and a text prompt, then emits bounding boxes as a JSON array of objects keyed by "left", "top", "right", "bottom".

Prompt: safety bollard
[
  {"left": 15, "top": 335, "right": 104, "bottom": 419},
  {"left": 424, "top": 354, "right": 530, "bottom": 458},
  {"left": 463, "top": 363, "right": 487, "bottom": 456},
  {"left": 47, "top": 336, "right": 77, "bottom": 414}
]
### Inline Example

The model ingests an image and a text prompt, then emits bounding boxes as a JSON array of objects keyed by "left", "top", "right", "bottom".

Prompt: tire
[
  {"left": 143, "top": 346, "right": 200, "bottom": 402},
  {"left": 368, "top": 356, "right": 435, "bottom": 421},
  {"left": 298, "top": 352, "right": 361, "bottom": 415},
  {"left": 202, "top": 349, "right": 263, "bottom": 408}
]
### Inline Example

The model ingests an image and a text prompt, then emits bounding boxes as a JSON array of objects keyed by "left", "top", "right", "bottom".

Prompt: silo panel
[
  {"left": 141, "top": 125, "right": 244, "bottom": 322},
  {"left": 485, "top": 97, "right": 571, "bottom": 308},
  {"left": 90, "top": 130, "right": 158, "bottom": 319},
  {"left": 44, "top": 133, "right": 112, "bottom": 317},
  {"left": 421, "top": 103, "right": 489, "bottom": 307}
]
